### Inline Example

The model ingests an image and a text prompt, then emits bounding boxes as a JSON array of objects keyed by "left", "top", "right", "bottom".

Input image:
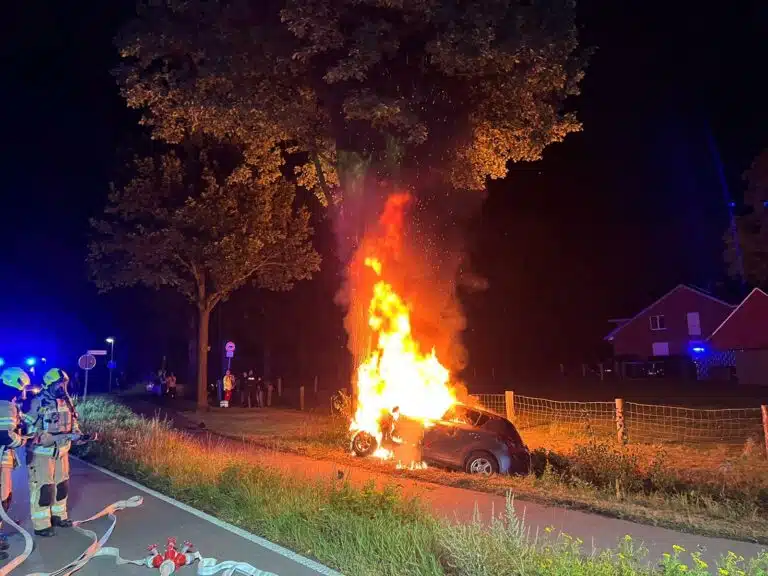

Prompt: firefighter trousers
[
  {"left": 0, "top": 466, "right": 12, "bottom": 532},
  {"left": 28, "top": 451, "right": 70, "bottom": 530}
]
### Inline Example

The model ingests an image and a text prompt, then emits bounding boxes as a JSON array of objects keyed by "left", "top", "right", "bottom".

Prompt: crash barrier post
[
  {"left": 472, "top": 392, "right": 767, "bottom": 447},
  {"left": 277, "top": 377, "right": 282, "bottom": 398},
  {"left": 267, "top": 383, "right": 273, "bottom": 407},
  {"left": 615, "top": 398, "right": 627, "bottom": 445},
  {"left": 300, "top": 386, "right": 305, "bottom": 411},
  {"left": 504, "top": 390, "right": 515, "bottom": 422},
  {"left": 762, "top": 405, "right": 768, "bottom": 459}
]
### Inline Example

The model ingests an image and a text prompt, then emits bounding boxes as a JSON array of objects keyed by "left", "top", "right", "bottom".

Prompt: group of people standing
[
  {"left": 0, "top": 366, "right": 86, "bottom": 560},
  {"left": 151, "top": 369, "right": 178, "bottom": 398},
  {"left": 220, "top": 369, "right": 267, "bottom": 408}
]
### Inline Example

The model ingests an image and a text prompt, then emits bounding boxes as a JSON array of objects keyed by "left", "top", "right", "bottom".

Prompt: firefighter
[
  {"left": 24, "top": 367, "right": 81, "bottom": 537},
  {"left": 0, "top": 367, "right": 30, "bottom": 559}
]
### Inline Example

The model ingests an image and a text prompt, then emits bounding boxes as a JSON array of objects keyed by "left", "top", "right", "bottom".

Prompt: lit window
[{"left": 650, "top": 315, "right": 666, "bottom": 331}]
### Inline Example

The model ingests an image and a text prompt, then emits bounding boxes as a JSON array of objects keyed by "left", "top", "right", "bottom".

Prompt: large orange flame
[{"left": 349, "top": 195, "right": 457, "bottom": 459}]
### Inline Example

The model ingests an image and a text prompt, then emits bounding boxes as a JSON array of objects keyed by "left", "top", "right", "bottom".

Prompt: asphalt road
[
  {"left": 130, "top": 399, "right": 768, "bottom": 568},
  {"left": 3, "top": 453, "right": 339, "bottom": 576}
]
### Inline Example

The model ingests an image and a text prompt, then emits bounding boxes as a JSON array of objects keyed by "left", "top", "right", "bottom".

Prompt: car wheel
[
  {"left": 465, "top": 451, "right": 498, "bottom": 477},
  {"left": 351, "top": 431, "right": 378, "bottom": 457}
]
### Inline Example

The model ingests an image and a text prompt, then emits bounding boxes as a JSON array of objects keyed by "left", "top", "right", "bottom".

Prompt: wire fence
[
  {"left": 471, "top": 392, "right": 767, "bottom": 446},
  {"left": 625, "top": 403, "right": 764, "bottom": 444},
  {"left": 471, "top": 394, "right": 507, "bottom": 417}
]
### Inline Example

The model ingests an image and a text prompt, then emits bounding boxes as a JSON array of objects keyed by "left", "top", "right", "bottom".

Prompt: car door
[{"left": 422, "top": 421, "right": 471, "bottom": 468}]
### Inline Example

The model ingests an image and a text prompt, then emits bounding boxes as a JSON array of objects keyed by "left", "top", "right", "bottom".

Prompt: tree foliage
[
  {"left": 726, "top": 149, "right": 768, "bottom": 287},
  {"left": 88, "top": 142, "right": 321, "bottom": 406},
  {"left": 115, "top": 0, "right": 587, "bottom": 204},
  {"left": 88, "top": 144, "right": 320, "bottom": 310}
]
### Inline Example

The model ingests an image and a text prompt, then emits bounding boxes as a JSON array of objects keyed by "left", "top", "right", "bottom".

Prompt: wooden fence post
[
  {"left": 615, "top": 398, "right": 627, "bottom": 445},
  {"left": 277, "top": 377, "right": 282, "bottom": 398},
  {"left": 762, "top": 405, "right": 768, "bottom": 459},
  {"left": 300, "top": 386, "right": 305, "bottom": 411},
  {"left": 504, "top": 390, "right": 515, "bottom": 422}
]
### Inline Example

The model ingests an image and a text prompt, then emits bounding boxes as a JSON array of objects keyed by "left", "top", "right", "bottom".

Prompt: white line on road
[{"left": 72, "top": 457, "right": 343, "bottom": 576}]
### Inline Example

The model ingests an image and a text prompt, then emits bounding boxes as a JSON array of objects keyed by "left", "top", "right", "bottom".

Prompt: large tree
[
  {"left": 114, "top": 0, "right": 587, "bottom": 206},
  {"left": 88, "top": 143, "right": 321, "bottom": 408},
  {"left": 726, "top": 149, "right": 768, "bottom": 287}
]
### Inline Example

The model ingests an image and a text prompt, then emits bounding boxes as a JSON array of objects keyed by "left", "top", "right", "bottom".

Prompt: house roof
[
  {"left": 708, "top": 288, "right": 768, "bottom": 350},
  {"left": 604, "top": 285, "right": 734, "bottom": 341}
]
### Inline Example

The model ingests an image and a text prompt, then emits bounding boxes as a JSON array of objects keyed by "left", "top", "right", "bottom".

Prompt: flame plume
[{"left": 349, "top": 194, "right": 458, "bottom": 459}]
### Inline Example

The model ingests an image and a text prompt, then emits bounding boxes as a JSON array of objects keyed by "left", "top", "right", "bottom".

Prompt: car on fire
[{"left": 351, "top": 403, "right": 530, "bottom": 477}]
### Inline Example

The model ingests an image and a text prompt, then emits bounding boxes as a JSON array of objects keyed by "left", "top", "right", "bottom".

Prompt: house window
[
  {"left": 649, "top": 315, "right": 666, "bottom": 331},
  {"left": 652, "top": 342, "right": 670, "bottom": 356},
  {"left": 686, "top": 312, "right": 701, "bottom": 336}
]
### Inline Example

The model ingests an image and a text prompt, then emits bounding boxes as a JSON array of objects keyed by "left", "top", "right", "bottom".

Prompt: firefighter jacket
[
  {"left": 24, "top": 395, "right": 81, "bottom": 458},
  {"left": 0, "top": 400, "right": 25, "bottom": 468}
]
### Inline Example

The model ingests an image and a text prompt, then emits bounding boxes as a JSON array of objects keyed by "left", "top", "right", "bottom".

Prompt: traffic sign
[
  {"left": 88, "top": 349, "right": 108, "bottom": 356},
  {"left": 225, "top": 341, "right": 235, "bottom": 359},
  {"left": 78, "top": 354, "right": 97, "bottom": 371}
]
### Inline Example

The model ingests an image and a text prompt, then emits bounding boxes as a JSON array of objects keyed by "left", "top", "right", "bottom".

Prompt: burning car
[{"left": 351, "top": 403, "right": 530, "bottom": 477}]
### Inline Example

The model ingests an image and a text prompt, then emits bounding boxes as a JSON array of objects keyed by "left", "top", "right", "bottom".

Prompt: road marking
[{"left": 72, "top": 457, "right": 343, "bottom": 576}]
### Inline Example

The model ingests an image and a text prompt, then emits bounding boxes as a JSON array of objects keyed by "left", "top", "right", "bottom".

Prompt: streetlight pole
[{"left": 106, "top": 337, "right": 115, "bottom": 393}]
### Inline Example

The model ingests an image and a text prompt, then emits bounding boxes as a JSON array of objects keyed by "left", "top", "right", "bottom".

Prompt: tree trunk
[{"left": 197, "top": 305, "right": 211, "bottom": 410}]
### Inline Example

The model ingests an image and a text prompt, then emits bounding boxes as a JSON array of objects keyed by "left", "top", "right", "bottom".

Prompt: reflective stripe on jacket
[
  {"left": 25, "top": 396, "right": 80, "bottom": 456},
  {"left": 0, "top": 400, "right": 25, "bottom": 467}
]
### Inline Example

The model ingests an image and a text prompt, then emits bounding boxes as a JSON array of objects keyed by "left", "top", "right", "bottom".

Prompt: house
[
  {"left": 708, "top": 288, "right": 768, "bottom": 386},
  {"left": 605, "top": 285, "right": 735, "bottom": 361}
]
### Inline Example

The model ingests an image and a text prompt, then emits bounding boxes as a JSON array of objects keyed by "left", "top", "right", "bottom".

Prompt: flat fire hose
[
  {"left": 0, "top": 493, "right": 279, "bottom": 576},
  {"left": 0, "top": 494, "right": 144, "bottom": 576}
]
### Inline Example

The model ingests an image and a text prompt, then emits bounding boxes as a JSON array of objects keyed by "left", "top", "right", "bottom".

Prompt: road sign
[
  {"left": 225, "top": 341, "right": 235, "bottom": 359},
  {"left": 78, "top": 354, "right": 97, "bottom": 371},
  {"left": 88, "top": 349, "right": 108, "bottom": 356}
]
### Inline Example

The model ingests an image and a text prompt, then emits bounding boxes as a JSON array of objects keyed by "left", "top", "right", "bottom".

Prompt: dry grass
[{"left": 182, "top": 406, "right": 768, "bottom": 544}]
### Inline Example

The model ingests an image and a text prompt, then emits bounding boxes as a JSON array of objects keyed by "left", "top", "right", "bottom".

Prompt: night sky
[{"left": 1, "top": 1, "right": 767, "bottom": 388}]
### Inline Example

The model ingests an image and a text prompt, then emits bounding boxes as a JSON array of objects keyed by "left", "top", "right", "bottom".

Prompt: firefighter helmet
[
  {"left": 1, "top": 367, "right": 30, "bottom": 391},
  {"left": 43, "top": 368, "right": 69, "bottom": 388}
]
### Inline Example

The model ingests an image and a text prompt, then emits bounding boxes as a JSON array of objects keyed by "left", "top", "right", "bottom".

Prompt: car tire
[
  {"left": 465, "top": 451, "right": 499, "bottom": 477},
  {"left": 351, "top": 431, "right": 378, "bottom": 457}
]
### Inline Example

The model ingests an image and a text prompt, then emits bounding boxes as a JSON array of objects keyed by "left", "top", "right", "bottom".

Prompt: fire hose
[
  {"left": 0, "top": 438, "right": 279, "bottom": 575},
  {"left": 1, "top": 491, "right": 279, "bottom": 576}
]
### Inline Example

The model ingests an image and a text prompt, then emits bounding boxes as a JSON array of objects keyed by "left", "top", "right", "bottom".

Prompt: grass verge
[
  {"left": 175, "top": 399, "right": 768, "bottom": 545},
  {"left": 78, "top": 397, "right": 768, "bottom": 576}
]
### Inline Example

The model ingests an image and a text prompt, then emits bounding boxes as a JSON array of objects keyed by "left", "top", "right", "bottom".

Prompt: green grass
[
  {"left": 75, "top": 397, "right": 768, "bottom": 575},
  {"left": 176, "top": 398, "right": 768, "bottom": 545}
]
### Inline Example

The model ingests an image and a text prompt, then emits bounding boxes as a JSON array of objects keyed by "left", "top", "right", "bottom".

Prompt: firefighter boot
[{"left": 52, "top": 516, "right": 73, "bottom": 528}]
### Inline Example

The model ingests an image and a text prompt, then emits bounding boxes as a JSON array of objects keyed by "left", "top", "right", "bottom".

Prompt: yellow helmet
[
  {"left": 43, "top": 368, "right": 69, "bottom": 388},
  {"left": 1, "top": 367, "right": 31, "bottom": 391}
]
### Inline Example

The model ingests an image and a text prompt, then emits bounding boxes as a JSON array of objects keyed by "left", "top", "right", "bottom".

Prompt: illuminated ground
[
  {"left": 5, "top": 453, "right": 336, "bottom": 575},
  {"left": 126, "top": 400, "right": 764, "bottom": 567}
]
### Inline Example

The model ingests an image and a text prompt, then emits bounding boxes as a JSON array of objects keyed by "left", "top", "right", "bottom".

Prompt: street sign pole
[
  {"left": 225, "top": 341, "right": 235, "bottom": 372},
  {"left": 80, "top": 351, "right": 104, "bottom": 402}
]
